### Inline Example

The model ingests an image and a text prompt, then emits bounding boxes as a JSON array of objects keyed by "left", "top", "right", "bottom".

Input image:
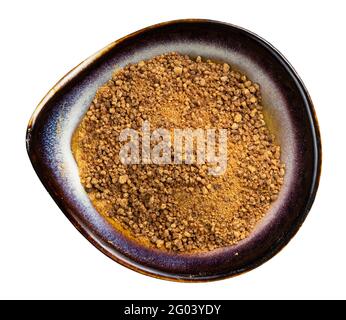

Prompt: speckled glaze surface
[{"left": 26, "top": 19, "right": 321, "bottom": 281}]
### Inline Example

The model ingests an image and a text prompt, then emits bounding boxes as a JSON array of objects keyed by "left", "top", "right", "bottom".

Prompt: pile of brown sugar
[{"left": 73, "top": 52, "right": 285, "bottom": 253}]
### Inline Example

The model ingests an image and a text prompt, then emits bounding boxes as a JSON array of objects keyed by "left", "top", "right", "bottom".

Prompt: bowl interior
[{"left": 27, "top": 20, "right": 320, "bottom": 281}]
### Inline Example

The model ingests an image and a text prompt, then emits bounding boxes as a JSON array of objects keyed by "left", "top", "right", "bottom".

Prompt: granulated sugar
[{"left": 72, "top": 52, "right": 285, "bottom": 253}]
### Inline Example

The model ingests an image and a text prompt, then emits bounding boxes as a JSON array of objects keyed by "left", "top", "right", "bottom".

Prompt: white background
[{"left": 0, "top": 0, "right": 345, "bottom": 300}]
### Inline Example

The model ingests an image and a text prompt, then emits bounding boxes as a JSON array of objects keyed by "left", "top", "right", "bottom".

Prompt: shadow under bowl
[{"left": 26, "top": 19, "right": 322, "bottom": 281}]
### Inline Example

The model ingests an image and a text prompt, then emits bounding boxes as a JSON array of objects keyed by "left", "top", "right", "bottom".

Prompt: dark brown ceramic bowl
[{"left": 26, "top": 19, "right": 321, "bottom": 281}]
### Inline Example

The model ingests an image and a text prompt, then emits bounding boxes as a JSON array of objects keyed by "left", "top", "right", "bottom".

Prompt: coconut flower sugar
[{"left": 72, "top": 52, "right": 285, "bottom": 253}]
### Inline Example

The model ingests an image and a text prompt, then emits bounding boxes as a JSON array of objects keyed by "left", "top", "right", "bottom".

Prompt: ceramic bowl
[{"left": 26, "top": 19, "right": 321, "bottom": 281}]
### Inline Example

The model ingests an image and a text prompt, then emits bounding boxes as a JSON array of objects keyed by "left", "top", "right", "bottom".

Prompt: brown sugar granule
[{"left": 73, "top": 52, "right": 285, "bottom": 253}]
